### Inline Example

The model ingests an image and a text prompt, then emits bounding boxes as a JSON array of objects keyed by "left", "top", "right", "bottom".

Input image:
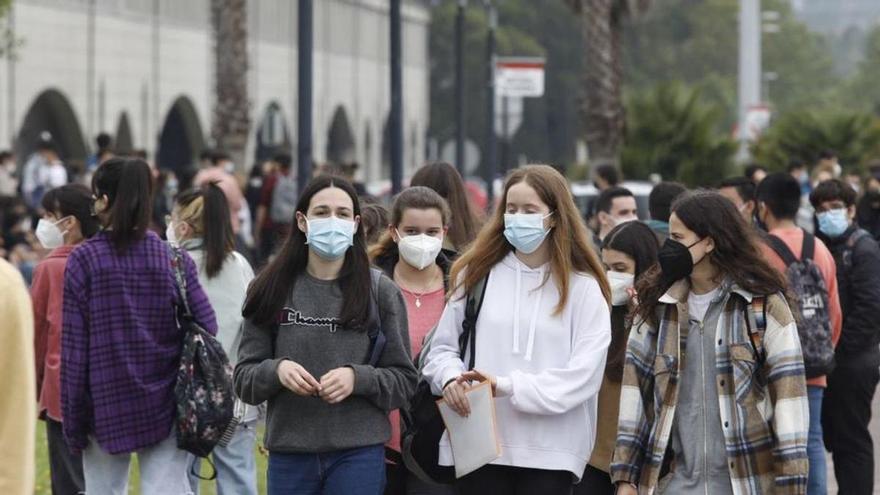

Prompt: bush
[{"left": 621, "top": 82, "right": 737, "bottom": 187}]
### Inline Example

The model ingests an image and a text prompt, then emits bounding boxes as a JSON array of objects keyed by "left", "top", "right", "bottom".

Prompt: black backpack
[
  {"left": 766, "top": 233, "right": 835, "bottom": 378},
  {"left": 400, "top": 275, "right": 489, "bottom": 485},
  {"left": 168, "top": 247, "right": 236, "bottom": 468}
]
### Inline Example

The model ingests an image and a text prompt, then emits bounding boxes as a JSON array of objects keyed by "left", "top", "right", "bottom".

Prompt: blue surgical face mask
[
  {"left": 504, "top": 212, "right": 553, "bottom": 254},
  {"left": 305, "top": 216, "right": 356, "bottom": 260},
  {"left": 817, "top": 208, "right": 849, "bottom": 238}
]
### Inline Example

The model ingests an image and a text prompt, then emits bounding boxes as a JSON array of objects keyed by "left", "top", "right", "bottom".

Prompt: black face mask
[{"left": 658, "top": 238, "right": 704, "bottom": 286}]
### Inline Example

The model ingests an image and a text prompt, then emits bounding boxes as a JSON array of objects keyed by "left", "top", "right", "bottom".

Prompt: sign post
[{"left": 494, "top": 57, "right": 544, "bottom": 174}]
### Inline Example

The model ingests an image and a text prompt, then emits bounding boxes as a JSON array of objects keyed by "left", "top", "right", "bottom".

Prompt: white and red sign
[{"left": 495, "top": 57, "right": 545, "bottom": 98}]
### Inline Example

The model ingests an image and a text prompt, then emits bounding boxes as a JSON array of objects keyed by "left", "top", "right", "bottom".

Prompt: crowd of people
[{"left": 3, "top": 134, "right": 880, "bottom": 495}]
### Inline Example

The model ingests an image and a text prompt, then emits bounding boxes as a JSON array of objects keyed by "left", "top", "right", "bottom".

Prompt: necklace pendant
[{"left": 415, "top": 298, "right": 422, "bottom": 308}]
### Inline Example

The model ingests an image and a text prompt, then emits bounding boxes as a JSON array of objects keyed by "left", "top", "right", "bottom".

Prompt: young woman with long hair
[
  {"left": 421, "top": 164, "right": 612, "bottom": 494},
  {"left": 410, "top": 162, "right": 481, "bottom": 254},
  {"left": 61, "top": 158, "right": 218, "bottom": 495},
  {"left": 32, "top": 184, "right": 100, "bottom": 495},
  {"left": 370, "top": 186, "right": 455, "bottom": 495},
  {"left": 612, "top": 191, "right": 809, "bottom": 495},
  {"left": 576, "top": 220, "right": 659, "bottom": 494},
  {"left": 234, "top": 176, "right": 418, "bottom": 495},
  {"left": 168, "top": 182, "right": 258, "bottom": 494}
]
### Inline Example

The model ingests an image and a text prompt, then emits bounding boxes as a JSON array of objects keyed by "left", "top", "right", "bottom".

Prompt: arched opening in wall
[
  {"left": 254, "top": 102, "right": 291, "bottom": 165},
  {"left": 115, "top": 112, "right": 134, "bottom": 153},
  {"left": 15, "top": 89, "right": 88, "bottom": 169},
  {"left": 363, "top": 124, "right": 372, "bottom": 179},
  {"left": 326, "top": 106, "right": 355, "bottom": 165},
  {"left": 157, "top": 96, "right": 205, "bottom": 180}
]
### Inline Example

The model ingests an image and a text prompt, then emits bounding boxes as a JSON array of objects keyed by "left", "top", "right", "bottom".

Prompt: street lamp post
[
  {"left": 484, "top": 1, "right": 497, "bottom": 206},
  {"left": 455, "top": 0, "right": 467, "bottom": 177},
  {"left": 390, "top": 0, "right": 403, "bottom": 194},
  {"left": 297, "top": 0, "right": 313, "bottom": 194}
]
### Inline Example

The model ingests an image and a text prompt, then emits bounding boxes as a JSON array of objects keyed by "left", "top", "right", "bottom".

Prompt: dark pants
[
  {"left": 573, "top": 465, "right": 614, "bottom": 495},
  {"left": 822, "top": 363, "right": 880, "bottom": 495},
  {"left": 267, "top": 445, "right": 386, "bottom": 495},
  {"left": 45, "top": 418, "right": 84, "bottom": 495},
  {"left": 457, "top": 465, "right": 572, "bottom": 495}
]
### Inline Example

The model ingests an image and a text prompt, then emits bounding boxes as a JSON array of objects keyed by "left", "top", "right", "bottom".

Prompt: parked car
[{"left": 570, "top": 180, "right": 654, "bottom": 221}]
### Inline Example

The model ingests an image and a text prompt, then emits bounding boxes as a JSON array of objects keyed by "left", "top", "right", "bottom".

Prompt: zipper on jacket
[{"left": 699, "top": 320, "right": 709, "bottom": 495}]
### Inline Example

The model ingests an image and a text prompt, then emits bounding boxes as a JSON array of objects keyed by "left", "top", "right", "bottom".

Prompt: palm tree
[
  {"left": 565, "top": 0, "right": 651, "bottom": 166},
  {"left": 210, "top": 0, "right": 251, "bottom": 170}
]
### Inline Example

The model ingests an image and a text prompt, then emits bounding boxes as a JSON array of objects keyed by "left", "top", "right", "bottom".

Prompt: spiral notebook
[{"left": 436, "top": 381, "right": 502, "bottom": 478}]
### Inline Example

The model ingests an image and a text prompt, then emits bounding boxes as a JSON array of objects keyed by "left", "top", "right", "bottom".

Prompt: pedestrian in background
[
  {"left": 811, "top": 179, "right": 880, "bottom": 495},
  {"left": 422, "top": 165, "right": 611, "bottom": 495},
  {"left": 234, "top": 176, "right": 417, "bottom": 495},
  {"left": 757, "top": 172, "right": 841, "bottom": 495},
  {"left": 613, "top": 191, "right": 809, "bottom": 495},
  {"left": 32, "top": 184, "right": 99, "bottom": 495},
  {"left": 168, "top": 182, "right": 258, "bottom": 495},
  {"left": 371, "top": 186, "right": 454, "bottom": 495},
  {"left": 61, "top": 158, "right": 217, "bottom": 495},
  {"left": 410, "top": 162, "right": 481, "bottom": 256},
  {"left": 576, "top": 220, "right": 659, "bottom": 495}
]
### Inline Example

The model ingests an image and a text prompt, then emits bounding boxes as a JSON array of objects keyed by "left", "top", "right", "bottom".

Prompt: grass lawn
[{"left": 34, "top": 421, "right": 269, "bottom": 494}]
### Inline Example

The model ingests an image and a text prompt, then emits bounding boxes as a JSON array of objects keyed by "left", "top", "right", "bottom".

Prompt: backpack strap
[
  {"left": 167, "top": 244, "right": 193, "bottom": 319},
  {"left": 459, "top": 275, "right": 490, "bottom": 370},
  {"left": 367, "top": 269, "right": 386, "bottom": 367},
  {"left": 744, "top": 295, "right": 767, "bottom": 365},
  {"left": 766, "top": 234, "right": 799, "bottom": 267},
  {"left": 801, "top": 232, "right": 816, "bottom": 262}
]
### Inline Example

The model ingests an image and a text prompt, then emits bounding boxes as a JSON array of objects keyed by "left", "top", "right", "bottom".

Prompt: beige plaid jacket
[{"left": 610, "top": 279, "right": 809, "bottom": 495}]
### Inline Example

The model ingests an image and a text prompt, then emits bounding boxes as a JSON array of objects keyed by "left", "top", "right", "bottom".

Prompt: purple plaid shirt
[{"left": 61, "top": 231, "right": 217, "bottom": 455}]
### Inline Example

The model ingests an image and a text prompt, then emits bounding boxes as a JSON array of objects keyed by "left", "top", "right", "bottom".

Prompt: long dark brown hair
[
  {"left": 602, "top": 221, "right": 660, "bottom": 381},
  {"left": 450, "top": 165, "right": 611, "bottom": 314},
  {"left": 410, "top": 162, "right": 480, "bottom": 251},
  {"left": 242, "top": 176, "right": 372, "bottom": 330},
  {"left": 92, "top": 158, "right": 153, "bottom": 253},
  {"left": 635, "top": 190, "right": 788, "bottom": 327},
  {"left": 174, "top": 182, "right": 235, "bottom": 279}
]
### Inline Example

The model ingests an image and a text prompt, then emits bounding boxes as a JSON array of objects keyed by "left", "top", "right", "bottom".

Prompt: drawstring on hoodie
[{"left": 512, "top": 261, "right": 545, "bottom": 362}]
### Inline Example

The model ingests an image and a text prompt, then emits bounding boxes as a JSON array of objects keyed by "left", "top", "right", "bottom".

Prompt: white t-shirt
[{"left": 689, "top": 287, "right": 721, "bottom": 323}]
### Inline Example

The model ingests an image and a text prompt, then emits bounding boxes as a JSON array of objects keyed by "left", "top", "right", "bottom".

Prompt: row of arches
[{"left": 13, "top": 88, "right": 407, "bottom": 178}]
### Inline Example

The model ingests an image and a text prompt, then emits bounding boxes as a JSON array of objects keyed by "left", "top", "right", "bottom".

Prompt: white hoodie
[{"left": 422, "top": 252, "right": 611, "bottom": 480}]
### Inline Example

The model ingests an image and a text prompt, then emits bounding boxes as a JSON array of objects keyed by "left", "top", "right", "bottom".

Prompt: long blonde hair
[{"left": 450, "top": 165, "right": 611, "bottom": 314}]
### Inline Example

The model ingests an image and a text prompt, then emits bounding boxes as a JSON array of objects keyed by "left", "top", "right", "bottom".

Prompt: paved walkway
[{"left": 825, "top": 386, "right": 880, "bottom": 494}]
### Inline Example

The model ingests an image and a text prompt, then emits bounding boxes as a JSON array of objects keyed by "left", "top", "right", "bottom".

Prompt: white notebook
[{"left": 436, "top": 381, "right": 502, "bottom": 478}]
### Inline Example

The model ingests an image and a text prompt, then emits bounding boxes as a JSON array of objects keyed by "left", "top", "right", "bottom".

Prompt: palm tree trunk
[
  {"left": 578, "top": 0, "right": 625, "bottom": 165},
  {"left": 210, "top": 0, "right": 250, "bottom": 170}
]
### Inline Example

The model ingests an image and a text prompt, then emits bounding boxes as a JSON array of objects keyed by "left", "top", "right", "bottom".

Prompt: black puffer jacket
[{"left": 818, "top": 226, "right": 880, "bottom": 366}]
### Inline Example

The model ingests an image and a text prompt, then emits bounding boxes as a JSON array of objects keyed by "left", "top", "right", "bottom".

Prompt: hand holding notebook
[{"left": 437, "top": 381, "right": 502, "bottom": 478}]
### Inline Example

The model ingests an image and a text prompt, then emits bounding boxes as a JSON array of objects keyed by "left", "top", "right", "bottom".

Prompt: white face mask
[
  {"left": 607, "top": 270, "right": 635, "bottom": 306},
  {"left": 397, "top": 231, "right": 444, "bottom": 271},
  {"left": 166, "top": 222, "right": 178, "bottom": 246},
  {"left": 35, "top": 216, "right": 70, "bottom": 250}
]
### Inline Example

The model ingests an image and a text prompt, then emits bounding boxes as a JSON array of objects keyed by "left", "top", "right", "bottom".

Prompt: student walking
[
  {"left": 811, "top": 179, "right": 880, "bottom": 495},
  {"left": 410, "top": 162, "right": 482, "bottom": 255},
  {"left": 576, "top": 221, "right": 659, "bottom": 495},
  {"left": 756, "top": 172, "right": 841, "bottom": 495},
  {"left": 61, "top": 158, "right": 218, "bottom": 495},
  {"left": 612, "top": 191, "right": 809, "bottom": 495},
  {"left": 370, "top": 186, "right": 455, "bottom": 495},
  {"left": 32, "top": 184, "right": 100, "bottom": 495},
  {"left": 167, "top": 182, "right": 258, "bottom": 495},
  {"left": 422, "top": 165, "right": 612, "bottom": 495},
  {"left": 234, "top": 176, "right": 418, "bottom": 495}
]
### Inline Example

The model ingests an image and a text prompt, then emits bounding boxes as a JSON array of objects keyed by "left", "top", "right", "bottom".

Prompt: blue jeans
[
  {"left": 188, "top": 419, "right": 259, "bottom": 495},
  {"left": 807, "top": 386, "right": 827, "bottom": 495},
  {"left": 267, "top": 445, "right": 385, "bottom": 495}
]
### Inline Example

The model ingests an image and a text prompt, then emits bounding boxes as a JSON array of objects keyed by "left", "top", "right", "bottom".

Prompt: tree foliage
[
  {"left": 621, "top": 82, "right": 736, "bottom": 186},
  {"left": 751, "top": 110, "right": 880, "bottom": 173}
]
